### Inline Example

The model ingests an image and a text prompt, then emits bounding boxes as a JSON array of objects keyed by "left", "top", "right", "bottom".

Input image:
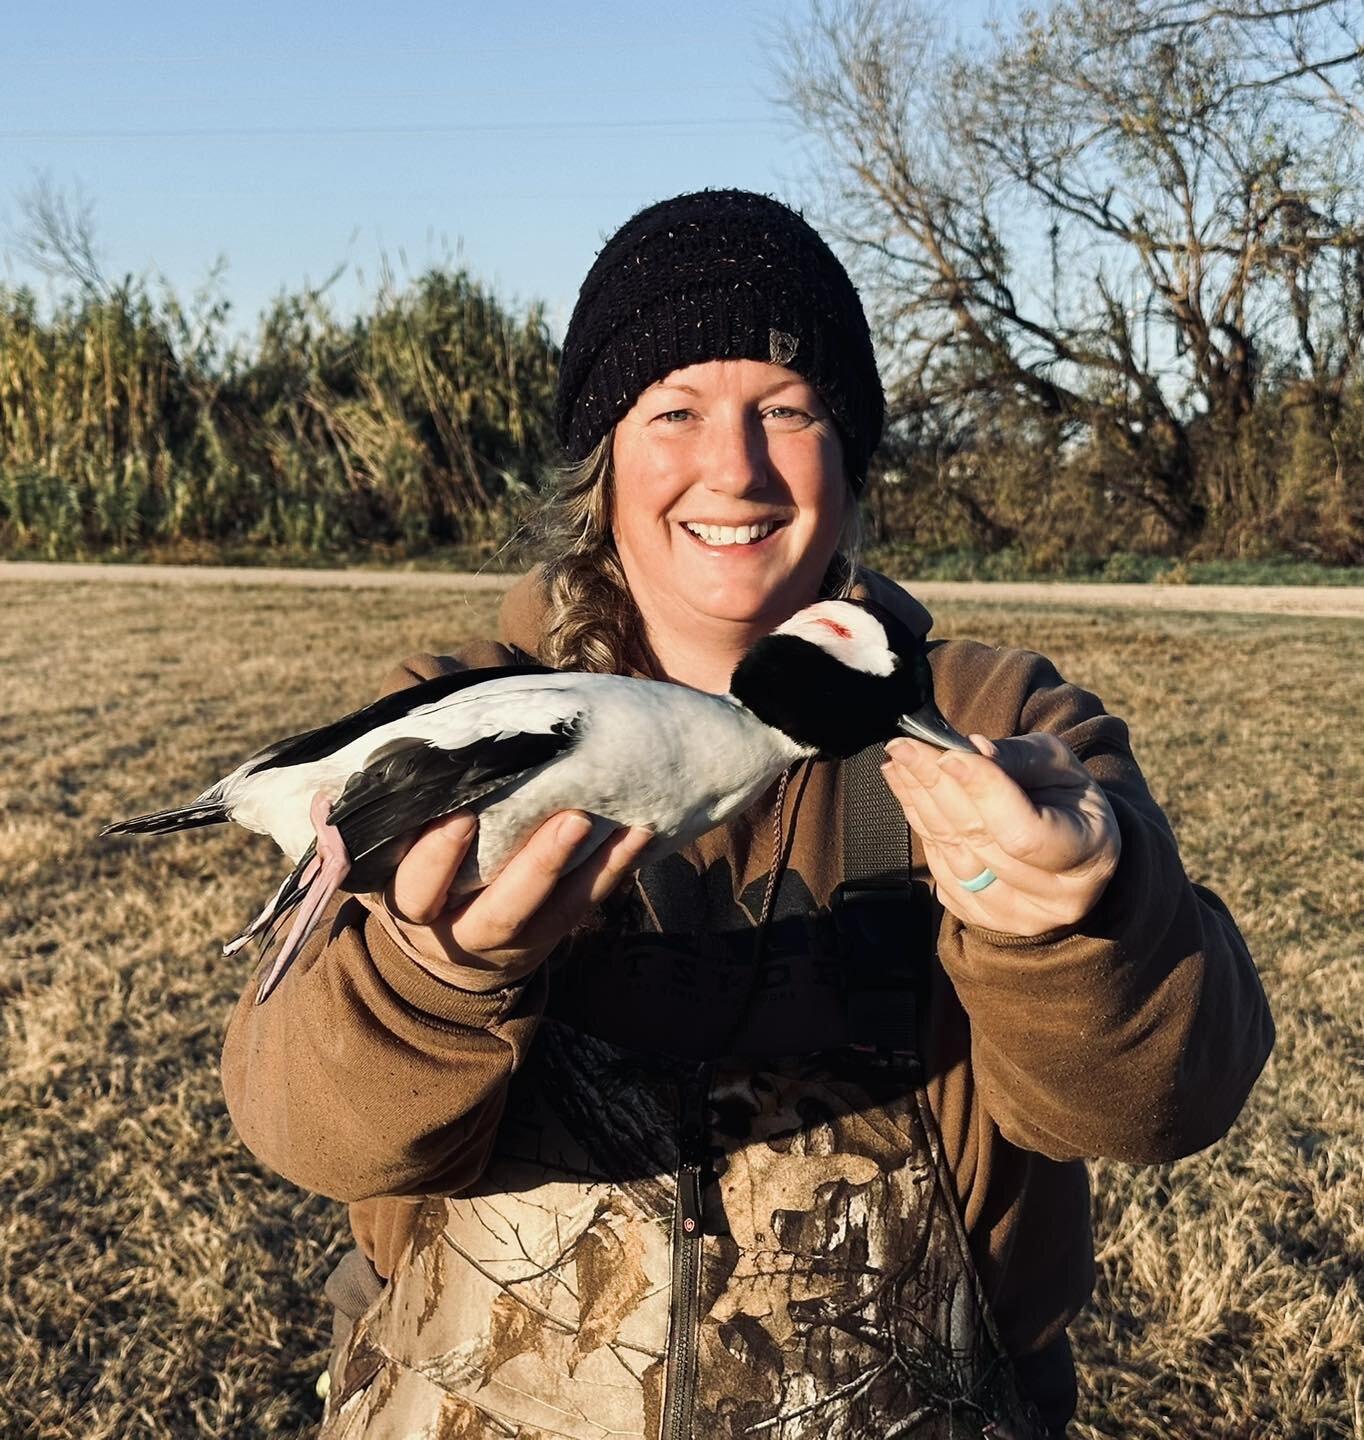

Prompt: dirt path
[{"left": 2, "top": 560, "right": 1361, "bottom": 619}]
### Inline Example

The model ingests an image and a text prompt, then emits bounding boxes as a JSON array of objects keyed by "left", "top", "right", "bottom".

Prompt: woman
[{"left": 222, "top": 190, "right": 1273, "bottom": 1439}]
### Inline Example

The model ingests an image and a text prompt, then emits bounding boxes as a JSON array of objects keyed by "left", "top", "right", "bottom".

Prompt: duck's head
[{"left": 729, "top": 598, "right": 975, "bottom": 758}]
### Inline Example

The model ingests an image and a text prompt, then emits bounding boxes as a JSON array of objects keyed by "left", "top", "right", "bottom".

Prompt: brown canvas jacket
[{"left": 220, "top": 570, "right": 1273, "bottom": 1429}]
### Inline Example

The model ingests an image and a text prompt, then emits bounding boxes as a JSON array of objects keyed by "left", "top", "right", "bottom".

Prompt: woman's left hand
[{"left": 882, "top": 733, "right": 1122, "bottom": 938}]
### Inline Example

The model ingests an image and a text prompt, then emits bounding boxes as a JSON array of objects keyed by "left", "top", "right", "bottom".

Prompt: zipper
[{"left": 662, "top": 1060, "right": 710, "bottom": 1440}]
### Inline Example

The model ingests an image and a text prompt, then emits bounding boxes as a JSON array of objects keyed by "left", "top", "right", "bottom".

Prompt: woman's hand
[
  {"left": 378, "top": 810, "right": 653, "bottom": 987},
  {"left": 882, "top": 733, "right": 1121, "bottom": 938}
]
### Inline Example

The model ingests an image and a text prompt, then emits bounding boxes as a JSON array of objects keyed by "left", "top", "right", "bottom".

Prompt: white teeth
[{"left": 683, "top": 520, "right": 775, "bottom": 546}]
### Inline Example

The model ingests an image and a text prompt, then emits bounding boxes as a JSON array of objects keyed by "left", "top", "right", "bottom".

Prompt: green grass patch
[{"left": 865, "top": 542, "right": 1364, "bottom": 585}]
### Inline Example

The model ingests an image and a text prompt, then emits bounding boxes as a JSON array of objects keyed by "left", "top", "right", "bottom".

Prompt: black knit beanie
[{"left": 555, "top": 189, "right": 884, "bottom": 488}]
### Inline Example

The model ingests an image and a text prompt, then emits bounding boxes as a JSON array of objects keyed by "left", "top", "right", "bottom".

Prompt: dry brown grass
[{"left": 1, "top": 579, "right": 1359, "bottom": 1439}]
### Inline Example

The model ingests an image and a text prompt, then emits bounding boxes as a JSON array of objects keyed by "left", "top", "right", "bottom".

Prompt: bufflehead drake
[{"left": 102, "top": 597, "right": 974, "bottom": 1002}]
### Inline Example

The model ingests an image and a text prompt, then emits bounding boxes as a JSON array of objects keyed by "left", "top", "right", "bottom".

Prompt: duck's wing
[
  {"left": 242, "top": 662, "right": 557, "bottom": 778},
  {"left": 326, "top": 712, "right": 586, "bottom": 893},
  {"left": 238, "top": 700, "right": 587, "bottom": 1003}
]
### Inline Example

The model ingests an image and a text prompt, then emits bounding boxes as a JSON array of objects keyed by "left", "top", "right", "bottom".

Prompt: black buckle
[{"left": 830, "top": 876, "right": 931, "bottom": 1072}]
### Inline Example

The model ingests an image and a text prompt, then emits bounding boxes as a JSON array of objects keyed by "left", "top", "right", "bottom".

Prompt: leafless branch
[{"left": 8, "top": 174, "right": 109, "bottom": 297}]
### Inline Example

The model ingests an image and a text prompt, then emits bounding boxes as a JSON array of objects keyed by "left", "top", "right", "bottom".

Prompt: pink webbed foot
[{"left": 255, "top": 793, "right": 353, "bottom": 1004}]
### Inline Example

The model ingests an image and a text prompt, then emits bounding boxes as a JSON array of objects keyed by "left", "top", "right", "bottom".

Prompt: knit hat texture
[{"left": 555, "top": 189, "right": 884, "bottom": 487}]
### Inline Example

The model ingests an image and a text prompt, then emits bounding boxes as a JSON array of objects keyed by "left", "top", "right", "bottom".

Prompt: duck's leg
[
  {"left": 255, "top": 793, "right": 353, "bottom": 1004},
  {"left": 224, "top": 861, "right": 317, "bottom": 957}
]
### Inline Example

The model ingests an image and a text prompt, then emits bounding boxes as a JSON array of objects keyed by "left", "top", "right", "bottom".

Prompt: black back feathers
[{"left": 248, "top": 662, "right": 556, "bottom": 776}]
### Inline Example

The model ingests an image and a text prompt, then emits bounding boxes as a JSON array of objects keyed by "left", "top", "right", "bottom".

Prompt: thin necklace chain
[{"left": 756, "top": 766, "right": 793, "bottom": 933}]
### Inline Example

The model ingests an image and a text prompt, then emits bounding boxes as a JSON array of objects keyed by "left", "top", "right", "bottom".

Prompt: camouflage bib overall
[{"left": 320, "top": 754, "right": 1043, "bottom": 1440}]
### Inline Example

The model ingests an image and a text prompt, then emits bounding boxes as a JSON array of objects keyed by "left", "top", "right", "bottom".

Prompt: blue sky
[{"left": 1, "top": 0, "right": 1010, "bottom": 342}]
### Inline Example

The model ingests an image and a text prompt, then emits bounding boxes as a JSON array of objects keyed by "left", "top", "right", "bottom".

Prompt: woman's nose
[{"left": 701, "top": 415, "right": 768, "bottom": 496}]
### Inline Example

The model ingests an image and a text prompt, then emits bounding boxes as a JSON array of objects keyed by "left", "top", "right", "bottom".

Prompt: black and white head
[{"left": 729, "top": 598, "right": 973, "bottom": 757}]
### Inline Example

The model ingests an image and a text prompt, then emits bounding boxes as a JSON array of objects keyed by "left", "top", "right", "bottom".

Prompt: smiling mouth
[{"left": 680, "top": 519, "right": 786, "bottom": 547}]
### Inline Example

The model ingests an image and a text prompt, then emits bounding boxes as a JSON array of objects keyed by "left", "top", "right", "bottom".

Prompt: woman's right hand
[{"left": 377, "top": 811, "right": 653, "bottom": 989}]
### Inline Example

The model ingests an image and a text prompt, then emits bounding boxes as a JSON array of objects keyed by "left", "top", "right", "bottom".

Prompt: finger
[
  {"left": 453, "top": 810, "right": 595, "bottom": 950},
  {"left": 894, "top": 734, "right": 1056, "bottom": 863},
  {"left": 939, "top": 738, "right": 1095, "bottom": 868},
  {"left": 388, "top": 811, "right": 478, "bottom": 924},
  {"left": 578, "top": 825, "right": 654, "bottom": 906},
  {"left": 883, "top": 763, "right": 942, "bottom": 857},
  {"left": 882, "top": 760, "right": 991, "bottom": 884},
  {"left": 521, "top": 824, "right": 654, "bottom": 942},
  {"left": 882, "top": 758, "right": 936, "bottom": 841},
  {"left": 972, "top": 732, "right": 1086, "bottom": 792},
  {"left": 887, "top": 740, "right": 997, "bottom": 854}
]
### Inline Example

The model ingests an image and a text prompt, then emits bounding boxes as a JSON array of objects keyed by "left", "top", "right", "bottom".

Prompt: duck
[{"left": 101, "top": 597, "right": 975, "bottom": 1003}]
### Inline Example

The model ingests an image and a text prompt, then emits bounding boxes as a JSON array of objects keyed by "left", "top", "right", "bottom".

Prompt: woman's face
[{"left": 610, "top": 358, "right": 848, "bottom": 642}]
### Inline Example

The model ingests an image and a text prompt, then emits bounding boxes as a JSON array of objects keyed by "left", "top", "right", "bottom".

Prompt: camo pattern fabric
[{"left": 319, "top": 1018, "right": 1039, "bottom": 1439}]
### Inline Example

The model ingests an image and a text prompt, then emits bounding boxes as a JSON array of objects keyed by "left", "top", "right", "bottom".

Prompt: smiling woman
[
  {"left": 219, "top": 189, "right": 1273, "bottom": 1440},
  {"left": 611, "top": 360, "right": 850, "bottom": 692}
]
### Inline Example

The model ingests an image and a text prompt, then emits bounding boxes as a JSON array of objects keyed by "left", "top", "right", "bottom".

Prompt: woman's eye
[
  {"left": 764, "top": 406, "right": 811, "bottom": 425},
  {"left": 654, "top": 409, "right": 692, "bottom": 424}
]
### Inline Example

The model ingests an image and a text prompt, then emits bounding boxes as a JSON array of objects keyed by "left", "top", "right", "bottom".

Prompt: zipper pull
[
  {"left": 679, "top": 1163, "right": 703, "bottom": 1237},
  {"left": 677, "top": 1062, "right": 711, "bottom": 1238}
]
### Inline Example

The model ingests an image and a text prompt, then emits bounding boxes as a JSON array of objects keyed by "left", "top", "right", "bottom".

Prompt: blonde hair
[{"left": 535, "top": 431, "right": 865, "bottom": 675}]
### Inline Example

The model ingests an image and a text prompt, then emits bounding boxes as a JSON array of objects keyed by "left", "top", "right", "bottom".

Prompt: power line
[
  {"left": 1, "top": 117, "right": 780, "bottom": 143},
  {"left": 2, "top": 35, "right": 748, "bottom": 67},
  {"left": 1, "top": 83, "right": 744, "bottom": 106}
]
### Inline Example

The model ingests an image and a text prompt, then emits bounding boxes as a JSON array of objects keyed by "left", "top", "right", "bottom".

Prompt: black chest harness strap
[{"left": 834, "top": 743, "right": 937, "bottom": 1071}]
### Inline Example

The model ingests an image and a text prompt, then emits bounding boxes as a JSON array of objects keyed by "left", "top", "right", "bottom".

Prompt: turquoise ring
[{"left": 960, "top": 867, "right": 998, "bottom": 892}]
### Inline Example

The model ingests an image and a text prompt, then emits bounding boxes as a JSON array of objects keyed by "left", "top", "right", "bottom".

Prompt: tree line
[
  {"left": 3, "top": 0, "right": 1362, "bottom": 564},
  {"left": 782, "top": 0, "right": 1364, "bottom": 564},
  {"left": 0, "top": 199, "right": 559, "bottom": 558}
]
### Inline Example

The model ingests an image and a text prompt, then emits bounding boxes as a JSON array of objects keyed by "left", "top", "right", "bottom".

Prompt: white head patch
[{"left": 773, "top": 601, "right": 898, "bottom": 676}]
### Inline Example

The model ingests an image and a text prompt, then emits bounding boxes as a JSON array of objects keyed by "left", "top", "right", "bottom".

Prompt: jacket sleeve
[
  {"left": 931, "top": 643, "right": 1274, "bottom": 1166},
  {"left": 219, "top": 642, "right": 548, "bottom": 1202}
]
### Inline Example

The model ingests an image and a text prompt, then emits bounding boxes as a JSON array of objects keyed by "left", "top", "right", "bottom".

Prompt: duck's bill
[{"left": 897, "top": 703, "right": 978, "bottom": 753}]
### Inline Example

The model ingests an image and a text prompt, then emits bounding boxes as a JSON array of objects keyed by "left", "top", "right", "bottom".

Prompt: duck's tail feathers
[{"left": 101, "top": 800, "right": 228, "bottom": 837}]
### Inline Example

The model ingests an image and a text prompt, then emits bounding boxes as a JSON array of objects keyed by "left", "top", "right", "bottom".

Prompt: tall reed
[{"left": 0, "top": 268, "right": 559, "bottom": 557}]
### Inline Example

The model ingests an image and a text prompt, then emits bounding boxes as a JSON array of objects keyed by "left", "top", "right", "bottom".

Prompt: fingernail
[
  {"left": 559, "top": 813, "right": 593, "bottom": 845},
  {"left": 883, "top": 755, "right": 914, "bottom": 784}
]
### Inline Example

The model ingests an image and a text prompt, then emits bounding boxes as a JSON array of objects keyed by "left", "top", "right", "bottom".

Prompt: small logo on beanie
[{"left": 769, "top": 329, "right": 799, "bottom": 366}]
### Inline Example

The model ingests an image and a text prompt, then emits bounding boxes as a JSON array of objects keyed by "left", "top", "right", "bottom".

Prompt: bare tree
[
  {"left": 779, "top": 0, "right": 1364, "bottom": 543},
  {"left": 7, "top": 174, "right": 110, "bottom": 298},
  {"left": 1114, "top": 2, "right": 1364, "bottom": 126}
]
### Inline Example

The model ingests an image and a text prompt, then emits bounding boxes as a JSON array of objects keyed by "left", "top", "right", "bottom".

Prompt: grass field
[{"left": 1, "top": 578, "right": 1360, "bottom": 1439}]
